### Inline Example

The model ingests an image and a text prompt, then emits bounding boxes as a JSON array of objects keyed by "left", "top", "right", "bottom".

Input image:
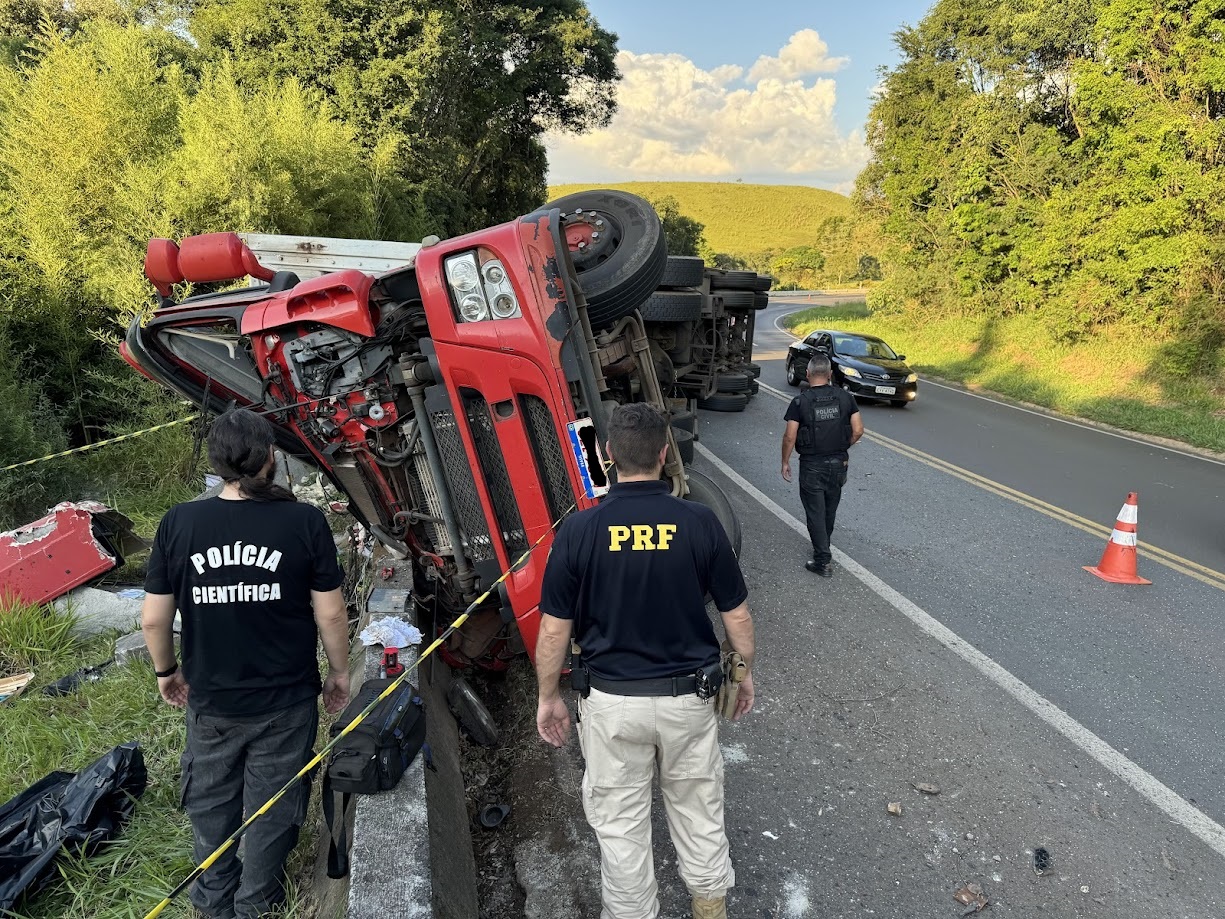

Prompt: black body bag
[{"left": 323, "top": 678, "right": 426, "bottom": 878}]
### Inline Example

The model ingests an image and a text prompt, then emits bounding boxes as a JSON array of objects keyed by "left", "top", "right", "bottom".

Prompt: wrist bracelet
[{"left": 155, "top": 662, "right": 179, "bottom": 678}]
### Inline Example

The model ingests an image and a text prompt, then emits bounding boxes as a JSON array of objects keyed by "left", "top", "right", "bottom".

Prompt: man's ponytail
[{"left": 207, "top": 408, "right": 298, "bottom": 503}]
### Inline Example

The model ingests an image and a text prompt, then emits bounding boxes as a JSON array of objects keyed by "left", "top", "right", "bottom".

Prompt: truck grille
[
  {"left": 520, "top": 395, "right": 577, "bottom": 523},
  {"left": 460, "top": 390, "right": 529, "bottom": 559},
  {"left": 430, "top": 408, "right": 495, "bottom": 562}
]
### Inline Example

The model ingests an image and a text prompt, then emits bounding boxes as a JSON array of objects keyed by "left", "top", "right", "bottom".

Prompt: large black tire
[
  {"left": 751, "top": 276, "right": 773, "bottom": 292},
  {"left": 753, "top": 292, "right": 770, "bottom": 310},
  {"left": 671, "top": 427, "right": 695, "bottom": 464},
  {"left": 659, "top": 256, "right": 705, "bottom": 288},
  {"left": 547, "top": 190, "right": 667, "bottom": 329},
  {"left": 669, "top": 408, "right": 697, "bottom": 434},
  {"left": 684, "top": 469, "right": 742, "bottom": 557},
  {"left": 640, "top": 290, "right": 703, "bottom": 322},
  {"left": 744, "top": 362, "right": 762, "bottom": 379},
  {"left": 710, "top": 270, "right": 760, "bottom": 291},
  {"left": 697, "top": 391, "right": 748, "bottom": 412},
  {"left": 716, "top": 371, "right": 752, "bottom": 393},
  {"left": 747, "top": 379, "right": 759, "bottom": 396},
  {"left": 714, "top": 291, "right": 755, "bottom": 309}
]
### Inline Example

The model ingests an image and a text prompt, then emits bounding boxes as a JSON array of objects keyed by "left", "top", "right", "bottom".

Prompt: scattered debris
[
  {"left": 1033, "top": 847, "right": 1051, "bottom": 875},
  {"left": 912, "top": 782, "right": 941, "bottom": 795},
  {"left": 953, "top": 882, "right": 989, "bottom": 913},
  {"left": 42, "top": 660, "right": 113, "bottom": 697},
  {"left": 0, "top": 502, "right": 148, "bottom": 607},
  {"left": 1161, "top": 847, "right": 1182, "bottom": 874},
  {"left": 762, "top": 831, "right": 780, "bottom": 840},
  {"left": 887, "top": 802, "right": 903, "bottom": 816},
  {"left": 54, "top": 587, "right": 142, "bottom": 638},
  {"left": 0, "top": 673, "right": 33, "bottom": 704},
  {"left": 478, "top": 803, "right": 511, "bottom": 829}
]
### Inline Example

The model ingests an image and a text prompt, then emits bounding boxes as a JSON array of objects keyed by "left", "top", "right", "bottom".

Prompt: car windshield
[{"left": 833, "top": 335, "right": 898, "bottom": 360}]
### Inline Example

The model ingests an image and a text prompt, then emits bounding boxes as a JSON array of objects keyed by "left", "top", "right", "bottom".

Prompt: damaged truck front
[{"left": 122, "top": 192, "right": 741, "bottom": 672}]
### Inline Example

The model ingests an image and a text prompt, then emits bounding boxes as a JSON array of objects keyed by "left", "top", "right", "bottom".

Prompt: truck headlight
[{"left": 445, "top": 250, "right": 520, "bottom": 322}]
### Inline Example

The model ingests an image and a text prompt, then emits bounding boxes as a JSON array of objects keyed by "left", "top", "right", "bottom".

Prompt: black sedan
[{"left": 786, "top": 329, "right": 918, "bottom": 406}]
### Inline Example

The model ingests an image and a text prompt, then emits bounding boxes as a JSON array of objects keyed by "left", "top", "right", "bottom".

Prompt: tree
[
  {"left": 650, "top": 195, "right": 707, "bottom": 257},
  {"left": 189, "top": 0, "right": 620, "bottom": 235}
]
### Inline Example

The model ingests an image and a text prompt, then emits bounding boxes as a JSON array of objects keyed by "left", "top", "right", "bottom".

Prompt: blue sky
[{"left": 545, "top": 0, "right": 935, "bottom": 190}]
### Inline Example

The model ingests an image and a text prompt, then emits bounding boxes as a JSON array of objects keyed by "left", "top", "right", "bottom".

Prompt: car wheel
[
  {"left": 684, "top": 468, "right": 742, "bottom": 557},
  {"left": 715, "top": 371, "right": 752, "bottom": 393},
  {"left": 786, "top": 358, "right": 803, "bottom": 387},
  {"left": 546, "top": 189, "right": 667, "bottom": 330},
  {"left": 891, "top": 399, "right": 911, "bottom": 408},
  {"left": 639, "top": 290, "right": 704, "bottom": 322},
  {"left": 658, "top": 255, "right": 705, "bottom": 288},
  {"left": 696, "top": 391, "right": 749, "bottom": 413}
]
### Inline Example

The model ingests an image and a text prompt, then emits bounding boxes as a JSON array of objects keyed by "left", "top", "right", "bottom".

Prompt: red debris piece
[{"left": 0, "top": 502, "right": 148, "bottom": 607}]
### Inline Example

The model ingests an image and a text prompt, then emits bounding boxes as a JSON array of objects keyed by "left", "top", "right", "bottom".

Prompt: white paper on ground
[{"left": 359, "top": 616, "right": 422, "bottom": 649}]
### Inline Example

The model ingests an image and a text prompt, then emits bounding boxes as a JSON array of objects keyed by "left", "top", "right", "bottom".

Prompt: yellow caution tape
[
  {"left": 141, "top": 468, "right": 601, "bottom": 919},
  {"left": 1, "top": 416, "right": 200, "bottom": 473}
]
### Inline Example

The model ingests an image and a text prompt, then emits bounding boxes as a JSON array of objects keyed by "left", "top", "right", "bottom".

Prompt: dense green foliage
[
  {"left": 650, "top": 195, "right": 707, "bottom": 257},
  {"left": 0, "top": 3, "right": 617, "bottom": 527},
  {"left": 859, "top": 0, "right": 1225, "bottom": 384}
]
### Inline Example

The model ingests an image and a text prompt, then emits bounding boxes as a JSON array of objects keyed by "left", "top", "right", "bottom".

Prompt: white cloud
[
  {"left": 747, "top": 29, "right": 849, "bottom": 83},
  {"left": 545, "top": 31, "right": 866, "bottom": 190}
]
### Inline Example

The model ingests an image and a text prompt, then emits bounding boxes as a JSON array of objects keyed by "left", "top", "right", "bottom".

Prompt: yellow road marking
[{"left": 757, "top": 381, "right": 1225, "bottom": 593}]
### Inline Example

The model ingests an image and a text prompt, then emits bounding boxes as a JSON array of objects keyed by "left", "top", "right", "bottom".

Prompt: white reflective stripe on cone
[
  {"left": 1117, "top": 503, "right": 1139, "bottom": 525},
  {"left": 1111, "top": 528, "right": 1137, "bottom": 547}
]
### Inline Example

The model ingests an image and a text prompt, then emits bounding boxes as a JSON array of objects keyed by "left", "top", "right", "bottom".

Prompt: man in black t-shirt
[
  {"left": 535, "top": 403, "right": 755, "bottom": 919},
  {"left": 141, "top": 409, "right": 349, "bottom": 919},
  {"left": 781, "top": 352, "right": 864, "bottom": 577}
]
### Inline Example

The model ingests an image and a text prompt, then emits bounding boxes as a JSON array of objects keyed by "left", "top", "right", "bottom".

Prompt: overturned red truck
[{"left": 122, "top": 191, "right": 753, "bottom": 671}]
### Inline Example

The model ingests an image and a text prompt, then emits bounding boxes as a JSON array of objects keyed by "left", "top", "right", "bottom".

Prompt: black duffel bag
[{"left": 323, "top": 678, "right": 426, "bottom": 878}]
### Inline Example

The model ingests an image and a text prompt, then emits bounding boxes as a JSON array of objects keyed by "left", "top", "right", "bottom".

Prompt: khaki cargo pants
[{"left": 577, "top": 687, "right": 735, "bottom": 919}]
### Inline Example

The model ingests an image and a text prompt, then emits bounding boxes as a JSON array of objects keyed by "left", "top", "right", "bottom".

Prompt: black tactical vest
[{"left": 794, "top": 385, "right": 851, "bottom": 457}]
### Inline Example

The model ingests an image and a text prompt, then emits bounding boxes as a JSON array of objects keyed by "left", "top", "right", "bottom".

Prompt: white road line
[
  {"left": 767, "top": 306, "right": 1225, "bottom": 468},
  {"left": 694, "top": 440, "right": 1225, "bottom": 861}
]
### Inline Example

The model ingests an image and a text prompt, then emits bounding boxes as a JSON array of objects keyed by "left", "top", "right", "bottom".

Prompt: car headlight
[
  {"left": 842, "top": 366, "right": 861, "bottom": 378},
  {"left": 445, "top": 249, "right": 521, "bottom": 322},
  {"left": 905, "top": 372, "right": 918, "bottom": 383}
]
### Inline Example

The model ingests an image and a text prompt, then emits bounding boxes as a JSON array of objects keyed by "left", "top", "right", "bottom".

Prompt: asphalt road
[{"left": 517, "top": 293, "right": 1225, "bottom": 917}]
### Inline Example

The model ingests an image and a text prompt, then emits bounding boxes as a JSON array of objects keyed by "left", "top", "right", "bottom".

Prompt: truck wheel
[
  {"left": 669, "top": 408, "right": 696, "bottom": 434},
  {"left": 640, "top": 290, "right": 703, "bottom": 322},
  {"left": 714, "top": 291, "right": 755, "bottom": 309},
  {"left": 745, "top": 362, "right": 761, "bottom": 379},
  {"left": 751, "top": 276, "right": 773, "bottom": 292},
  {"left": 671, "top": 427, "right": 695, "bottom": 464},
  {"left": 684, "top": 469, "right": 742, "bottom": 557},
  {"left": 547, "top": 190, "right": 667, "bottom": 329},
  {"left": 716, "top": 371, "right": 752, "bottom": 393},
  {"left": 710, "top": 270, "right": 760, "bottom": 291},
  {"left": 753, "top": 293, "right": 770, "bottom": 310},
  {"left": 659, "top": 256, "right": 705, "bottom": 288},
  {"left": 697, "top": 392, "right": 748, "bottom": 412}
]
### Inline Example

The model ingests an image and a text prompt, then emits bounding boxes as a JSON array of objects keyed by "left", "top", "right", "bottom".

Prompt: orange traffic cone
[{"left": 1083, "top": 492, "right": 1151, "bottom": 585}]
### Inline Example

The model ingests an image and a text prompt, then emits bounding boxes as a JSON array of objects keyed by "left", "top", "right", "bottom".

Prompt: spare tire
[
  {"left": 659, "top": 256, "right": 705, "bottom": 288},
  {"left": 684, "top": 469, "right": 742, "bottom": 557},
  {"left": 547, "top": 190, "right": 667, "bottom": 329},
  {"left": 640, "top": 290, "right": 704, "bottom": 323}
]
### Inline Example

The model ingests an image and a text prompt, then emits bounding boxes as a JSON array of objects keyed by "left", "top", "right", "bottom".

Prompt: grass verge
[
  {"left": 0, "top": 602, "right": 323, "bottom": 919},
  {"left": 780, "top": 303, "right": 1225, "bottom": 453}
]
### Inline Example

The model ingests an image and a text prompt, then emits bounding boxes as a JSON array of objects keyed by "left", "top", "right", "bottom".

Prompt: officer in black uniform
[
  {"left": 781, "top": 352, "right": 864, "bottom": 576},
  {"left": 535, "top": 402, "right": 755, "bottom": 919}
]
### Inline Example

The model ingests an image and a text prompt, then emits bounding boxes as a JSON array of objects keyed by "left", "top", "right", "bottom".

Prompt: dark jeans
[
  {"left": 181, "top": 699, "right": 318, "bottom": 919},
  {"left": 799, "top": 455, "right": 848, "bottom": 566}
]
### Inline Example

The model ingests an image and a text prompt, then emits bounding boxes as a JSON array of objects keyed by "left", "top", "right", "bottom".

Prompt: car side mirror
[{"left": 897, "top": 354, "right": 906, "bottom": 361}]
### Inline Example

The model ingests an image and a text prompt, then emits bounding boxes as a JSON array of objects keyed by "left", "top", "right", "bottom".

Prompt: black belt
[{"left": 589, "top": 674, "right": 699, "bottom": 697}]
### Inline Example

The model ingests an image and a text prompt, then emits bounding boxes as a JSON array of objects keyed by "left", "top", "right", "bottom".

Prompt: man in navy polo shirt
[{"left": 535, "top": 402, "right": 756, "bottom": 919}]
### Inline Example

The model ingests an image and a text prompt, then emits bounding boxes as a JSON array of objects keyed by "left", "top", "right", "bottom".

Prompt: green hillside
[{"left": 546, "top": 181, "right": 851, "bottom": 256}]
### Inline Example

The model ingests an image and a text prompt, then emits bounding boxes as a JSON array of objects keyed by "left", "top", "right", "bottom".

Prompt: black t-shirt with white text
[
  {"left": 145, "top": 497, "right": 344, "bottom": 717},
  {"left": 539, "top": 480, "right": 748, "bottom": 681}
]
